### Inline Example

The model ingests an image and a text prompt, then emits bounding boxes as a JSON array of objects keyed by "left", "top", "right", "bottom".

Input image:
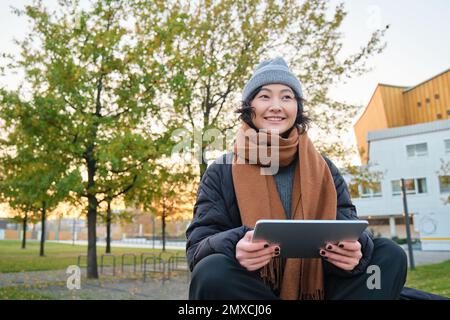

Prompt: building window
[
  {"left": 417, "top": 101, "right": 422, "bottom": 108},
  {"left": 406, "top": 143, "right": 428, "bottom": 157},
  {"left": 417, "top": 178, "right": 427, "bottom": 193},
  {"left": 391, "top": 178, "right": 427, "bottom": 196},
  {"left": 437, "top": 113, "right": 442, "bottom": 119},
  {"left": 348, "top": 183, "right": 359, "bottom": 199},
  {"left": 435, "top": 93, "right": 440, "bottom": 99},
  {"left": 359, "top": 183, "right": 382, "bottom": 198},
  {"left": 425, "top": 97, "right": 430, "bottom": 104},
  {"left": 439, "top": 176, "right": 450, "bottom": 193},
  {"left": 445, "top": 139, "right": 450, "bottom": 154},
  {"left": 349, "top": 182, "right": 382, "bottom": 199}
]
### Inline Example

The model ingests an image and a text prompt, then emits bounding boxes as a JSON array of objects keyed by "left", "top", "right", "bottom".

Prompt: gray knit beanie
[{"left": 242, "top": 57, "right": 303, "bottom": 101}]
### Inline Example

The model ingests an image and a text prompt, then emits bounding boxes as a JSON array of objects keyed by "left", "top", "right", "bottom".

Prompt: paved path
[
  {"left": 1, "top": 249, "right": 449, "bottom": 299},
  {"left": 27, "top": 276, "right": 189, "bottom": 300},
  {"left": 0, "top": 268, "right": 189, "bottom": 299},
  {"left": 0, "top": 269, "right": 70, "bottom": 288},
  {"left": 401, "top": 247, "right": 450, "bottom": 266},
  {"left": 48, "top": 240, "right": 186, "bottom": 250}
]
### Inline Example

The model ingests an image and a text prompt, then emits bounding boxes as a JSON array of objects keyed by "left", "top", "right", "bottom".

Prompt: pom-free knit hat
[{"left": 242, "top": 57, "right": 303, "bottom": 101}]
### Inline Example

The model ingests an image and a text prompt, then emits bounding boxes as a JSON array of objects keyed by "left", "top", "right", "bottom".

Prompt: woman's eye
[
  {"left": 259, "top": 95, "right": 270, "bottom": 99},
  {"left": 283, "top": 96, "right": 293, "bottom": 100}
]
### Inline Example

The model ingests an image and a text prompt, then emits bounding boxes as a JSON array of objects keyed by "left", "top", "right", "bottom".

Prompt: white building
[{"left": 352, "top": 119, "right": 450, "bottom": 251}]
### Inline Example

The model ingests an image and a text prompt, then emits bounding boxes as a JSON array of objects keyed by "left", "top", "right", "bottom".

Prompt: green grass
[
  {"left": 0, "top": 240, "right": 184, "bottom": 273},
  {"left": 1, "top": 240, "right": 449, "bottom": 299},
  {"left": 406, "top": 259, "right": 450, "bottom": 298},
  {"left": 0, "top": 286, "right": 53, "bottom": 300}
]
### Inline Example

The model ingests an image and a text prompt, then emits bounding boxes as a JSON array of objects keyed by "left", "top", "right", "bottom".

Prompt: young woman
[{"left": 186, "top": 57, "right": 407, "bottom": 300}]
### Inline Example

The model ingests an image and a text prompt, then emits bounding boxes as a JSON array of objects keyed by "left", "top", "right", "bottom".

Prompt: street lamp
[{"left": 401, "top": 178, "right": 415, "bottom": 270}]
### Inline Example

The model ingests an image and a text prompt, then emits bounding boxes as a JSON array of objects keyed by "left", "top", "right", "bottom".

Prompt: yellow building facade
[{"left": 354, "top": 68, "right": 450, "bottom": 163}]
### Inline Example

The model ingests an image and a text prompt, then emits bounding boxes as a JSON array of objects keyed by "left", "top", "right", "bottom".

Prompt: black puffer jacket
[{"left": 186, "top": 152, "right": 374, "bottom": 277}]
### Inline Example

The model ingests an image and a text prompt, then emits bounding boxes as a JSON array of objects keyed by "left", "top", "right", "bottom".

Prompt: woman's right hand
[{"left": 235, "top": 230, "right": 280, "bottom": 271}]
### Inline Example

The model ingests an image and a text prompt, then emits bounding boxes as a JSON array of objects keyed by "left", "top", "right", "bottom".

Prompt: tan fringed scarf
[{"left": 231, "top": 122, "right": 337, "bottom": 300}]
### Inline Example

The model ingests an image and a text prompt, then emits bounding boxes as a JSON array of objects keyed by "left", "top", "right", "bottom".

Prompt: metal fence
[{"left": 76, "top": 251, "right": 189, "bottom": 282}]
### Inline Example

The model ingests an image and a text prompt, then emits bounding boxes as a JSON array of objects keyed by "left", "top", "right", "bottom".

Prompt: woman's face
[{"left": 250, "top": 83, "right": 298, "bottom": 135}]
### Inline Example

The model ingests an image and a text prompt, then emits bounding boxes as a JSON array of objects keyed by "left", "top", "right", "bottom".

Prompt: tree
[
  {"left": 0, "top": 166, "right": 31, "bottom": 249},
  {"left": 97, "top": 197, "right": 133, "bottom": 254},
  {"left": 0, "top": 0, "right": 388, "bottom": 277},
  {"left": 0, "top": 132, "right": 76, "bottom": 255},
  {"left": 104, "top": 197, "right": 113, "bottom": 254},
  {"left": 142, "top": 0, "right": 387, "bottom": 178},
  {"left": 283, "top": 1, "right": 387, "bottom": 161},
  {"left": 141, "top": 0, "right": 295, "bottom": 178},
  {"left": 437, "top": 159, "right": 449, "bottom": 205},
  {"left": 124, "top": 160, "right": 196, "bottom": 251},
  {"left": 6, "top": 208, "right": 40, "bottom": 250},
  {"left": 94, "top": 130, "right": 163, "bottom": 254},
  {"left": 154, "top": 167, "right": 196, "bottom": 251},
  {"left": 344, "top": 164, "right": 384, "bottom": 199},
  {"left": 0, "top": 0, "right": 176, "bottom": 278}
]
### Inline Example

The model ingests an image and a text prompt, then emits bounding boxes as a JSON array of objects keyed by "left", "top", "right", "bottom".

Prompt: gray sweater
[{"left": 273, "top": 159, "right": 297, "bottom": 219}]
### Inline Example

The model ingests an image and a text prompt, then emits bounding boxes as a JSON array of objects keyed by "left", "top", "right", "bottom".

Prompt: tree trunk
[
  {"left": 199, "top": 161, "right": 208, "bottom": 180},
  {"left": 72, "top": 218, "right": 76, "bottom": 246},
  {"left": 85, "top": 143, "right": 99, "bottom": 278},
  {"left": 87, "top": 193, "right": 98, "bottom": 278},
  {"left": 152, "top": 215, "right": 155, "bottom": 249},
  {"left": 21, "top": 213, "right": 27, "bottom": 249},
  {"left": 106, "top": 198, "right": 112, "bottom": 254},
  {"left": 86, "top": 73, "right": 102, "bottom": 279},
  {"left": 162, "top": 203, "right": 166, "bottom": 252},
  {"left": 55, "top": 217, "right": 61, "bottom": 241},
  {"left": 39, "top": 201, "right": 46, "bottom": 257},
  {"left": 199, "top": 139, "right": 208, "bottom": 179}
]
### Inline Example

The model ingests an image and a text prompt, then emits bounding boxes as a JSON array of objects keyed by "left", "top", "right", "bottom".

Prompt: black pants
[{"left": 189, "top": 238, "right": 408, "bottom": 300}]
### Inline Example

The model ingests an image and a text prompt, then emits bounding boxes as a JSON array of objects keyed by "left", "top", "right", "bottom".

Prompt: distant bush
[{"left": 391, "top": 236, "right": 420, "bottom": 245}]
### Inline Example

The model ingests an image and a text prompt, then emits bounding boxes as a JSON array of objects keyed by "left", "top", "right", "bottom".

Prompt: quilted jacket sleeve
[
  {"left": 322, "top": 156, "right": 375, "bottom": 277},
  {"left": 186, "top": 159, "right": 252, "bottom": 272}
]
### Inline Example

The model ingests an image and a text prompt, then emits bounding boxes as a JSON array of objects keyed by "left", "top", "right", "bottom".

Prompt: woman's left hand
[{"left": 319, "top": 241, "right": 363, "bottom": 271}]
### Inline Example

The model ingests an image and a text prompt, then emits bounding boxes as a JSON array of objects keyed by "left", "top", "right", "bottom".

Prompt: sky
[
  {"left": 1, "top": 1, "right": 449, "bottom": 105},
  {"left": 0, "top": 1, "right": 449, "bottom": 217},
  {"left": 329, "top": 0, "right": 450, "bottom": 109},
  {"left": 0, "top": 0, "right": 449, "bottom": 156}
]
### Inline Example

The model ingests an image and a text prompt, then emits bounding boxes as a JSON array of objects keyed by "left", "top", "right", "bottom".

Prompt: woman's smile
[
  {"left": 263, "top": 116, "right": 286, "bottom": 124},
  {"left": 251, "top": 84, "right": 297, "bottom": 134}
]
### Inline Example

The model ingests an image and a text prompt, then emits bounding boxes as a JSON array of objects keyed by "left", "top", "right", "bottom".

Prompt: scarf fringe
[
  {"left": 260, "top": 258, "right": 325, "bottom": 300},
  {"left": 299, "top": 289, "right": 325, "bottom": 300},
  {"left": 260, "top": 256, "right": 282, "bottom": 294}
]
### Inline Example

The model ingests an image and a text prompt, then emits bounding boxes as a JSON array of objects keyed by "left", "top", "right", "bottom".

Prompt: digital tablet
[{"left": 252, "top": 219, "right": 369, "bottom": 258}]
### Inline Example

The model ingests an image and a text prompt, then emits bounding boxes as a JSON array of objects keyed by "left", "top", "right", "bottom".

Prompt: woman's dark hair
[{"left": 235, "top": 86, "right": 311, "bottom": 134}]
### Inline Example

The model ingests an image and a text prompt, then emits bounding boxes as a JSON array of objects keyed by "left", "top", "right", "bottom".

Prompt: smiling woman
[
  {"left": 186, "top": 57, "right": 408, "bottom": 300},
  {"left": 236, "top": 60, "right": 310, "bottom": 138},
  {"left": 239, "top": 84, "right": 301, "bottom": 138}
]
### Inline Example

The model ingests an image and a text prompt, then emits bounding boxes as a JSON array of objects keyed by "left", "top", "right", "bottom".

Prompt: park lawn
[
  {"left": 0, "top": 286, "right": 53, "bottom": 300},
  {"left": 1, "top": 240, "right": 449, "bottom": 299},
  {"left": 406, "top": 259, "right": 450, "bottom": 298},
  {"left": 0, "top": 240, "right": 184, "bottom": 273}
]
